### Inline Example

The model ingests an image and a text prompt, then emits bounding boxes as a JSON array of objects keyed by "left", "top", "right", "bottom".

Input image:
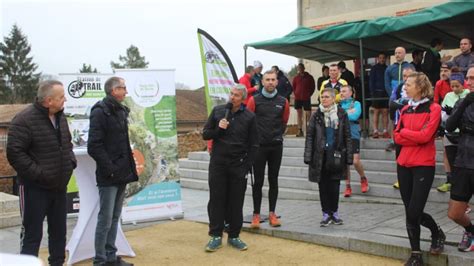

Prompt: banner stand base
[{"left": 123, "top": 212, "right": 184, "bottom": 226}]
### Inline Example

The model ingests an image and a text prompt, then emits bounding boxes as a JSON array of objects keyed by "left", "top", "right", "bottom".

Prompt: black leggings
[
  {"left": 397, "top": 165, "right": 439, "bottom": 251},
  {"left": 252, "top": 144, "right": 283, "bottom": 214},
  {"left": 319, "top": 171, "right": 341, "bottom": 215}
]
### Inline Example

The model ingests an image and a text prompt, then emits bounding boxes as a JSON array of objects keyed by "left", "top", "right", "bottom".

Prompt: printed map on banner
[{"left": 115, "top": 69, "right": 182, "bottom": 223}]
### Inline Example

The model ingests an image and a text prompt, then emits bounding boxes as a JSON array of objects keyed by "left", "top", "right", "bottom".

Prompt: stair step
[
  {"left": 179, "top": 168, "right": 318, "bottom": 190},
  {"left": 181, "top": 137, "right": 449, "bottom": 205},
  {"left": 179, "top": 177, "right": 404, "bottom": 205},
  {"left": 360, "top": 139, "right": 444, "bottom": 150},
  {"left": 348, "top": 170, "right": 447, "bottom": 187},
  {"left": 0, "top": 192, "right": 20, "bottom": 214},
  {"left": 179, "top": 158, "right": 446, "bottom": 178},
  {"left": 0, "top": 211, "right": 22, "bottom": 229},
  {"left": 359, "top": 159, "right": 445, "bottom": 175},
  {"left": 345, "top": 182, "right": 451, "bottom": 203},
  {"left": 180, "top": 177, "right": 316, "bottom": 200},
  {"left": 282, "top": 148, "right": 445, "bottom": 162},
  {"left": 179, "top": 167, "right": 451, "bottom": 202},
  {"left": 283, "top": 137, "right": 444, "bottom": 151},
  {"left": 184, "top": 152, "right": 444, "bottom": 171},
  {"left": 179, "top": 167, "right": 448, "bottom": 188}
]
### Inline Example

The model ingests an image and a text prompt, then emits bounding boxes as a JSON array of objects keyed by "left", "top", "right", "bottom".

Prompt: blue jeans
[{"left": 93, "top": 184, "right": 126, "bottom": 265}]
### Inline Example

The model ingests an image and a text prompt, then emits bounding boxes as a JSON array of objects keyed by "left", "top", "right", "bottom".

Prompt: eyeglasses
[
  {"left": 115, "top": 86, "right": 127, "bottom": 90},
  {"left": 321, "top": 96, "right": 332, "bottom": 99}
]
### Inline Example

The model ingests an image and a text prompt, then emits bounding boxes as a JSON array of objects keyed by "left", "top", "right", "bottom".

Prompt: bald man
[
  {"left": 383, "top": 47, "right": 411, "bottom": 157},
  {"left": 384, "top": 47, "right": 410, "bottom": 97}
]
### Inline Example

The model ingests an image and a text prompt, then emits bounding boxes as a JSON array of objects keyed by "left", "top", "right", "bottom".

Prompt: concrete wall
[{"left": 301, "top": 0, "right": 447, "bottom": 28}]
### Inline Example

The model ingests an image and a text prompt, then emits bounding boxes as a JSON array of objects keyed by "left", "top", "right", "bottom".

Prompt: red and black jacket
[{"left": 393, "top": 101, "right": 441, "bottom": 167}]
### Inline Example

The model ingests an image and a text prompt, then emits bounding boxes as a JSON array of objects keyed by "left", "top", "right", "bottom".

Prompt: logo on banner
[
  {"left": 130, "top": 81, "right": 161, "bottom": 108},
  {"left": 68, "top": 81, "right": 86, "bottom": 98},
  {"left": 133, "top": 82, "right": 160, "bottom": 98},
  {"left": 205, "top": 51, "right": 219, "bottom": 63},
  {"left": 205, "top": 50, "right": 227, "bottom": 66},
  {"left": 67, "top": 77, "right": 104, "bottom": 99}
]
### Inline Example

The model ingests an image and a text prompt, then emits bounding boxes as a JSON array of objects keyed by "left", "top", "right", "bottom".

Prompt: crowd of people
[
  {"left": 4, "top": 37, "right": 474, "bottom": 266},
  {"left": 207, "top": 37, "right": 474, "bottom": 266}
]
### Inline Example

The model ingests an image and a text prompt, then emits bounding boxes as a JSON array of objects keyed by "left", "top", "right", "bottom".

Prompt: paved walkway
[
  {"left": 181, "top": 188, "right": 474, "bottom": 265},
  {"left": 1, "top": 188, "right": 474, "bottom": 265}
]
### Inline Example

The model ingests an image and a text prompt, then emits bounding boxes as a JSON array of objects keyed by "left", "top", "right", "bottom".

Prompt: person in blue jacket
[
  {"left": 384, "top": 47, "right": 410, "bottom": 164},
  {"left": 385, "top": 47, "right": 410, "bottom": 98},
  {"left": 339, "top": 85, "right": 369, "bottom": 197}
]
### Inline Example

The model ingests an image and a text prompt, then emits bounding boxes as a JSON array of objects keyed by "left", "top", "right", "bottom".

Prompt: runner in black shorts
[
  {"left": 369, "top": 53, "right": 390, "bottom": 139},
  {"left": 294, "top": 100, "right": 311, "bottom": 111},
  {"left": 292, "top": 63, "right": 316, "bottom": 137},
  {"left": 446, "top": 66, "right": 474, "bottom": 252},
  {"left": 451, "top": 168, "right": 474, "bottom": 203},
  {"left": 351, "top": 138, "right": 360, "bottom": 153}
]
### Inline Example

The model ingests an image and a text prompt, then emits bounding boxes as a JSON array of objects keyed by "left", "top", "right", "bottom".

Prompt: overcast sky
[{"left": 1, "top": 0, "right": 298, "bottom": 89}]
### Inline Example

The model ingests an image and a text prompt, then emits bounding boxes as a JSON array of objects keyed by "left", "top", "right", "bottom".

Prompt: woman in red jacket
[{"left": 393, "top": 72, "right": 445, "bottom": 266}]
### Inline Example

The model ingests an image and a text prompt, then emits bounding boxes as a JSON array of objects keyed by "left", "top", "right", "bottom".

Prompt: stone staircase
[
  {"left": 0, "top": 192, "right": 21, "bottom": 228},
  {"left": 179, "top": 138, "right": 449, "bottom": 204}
]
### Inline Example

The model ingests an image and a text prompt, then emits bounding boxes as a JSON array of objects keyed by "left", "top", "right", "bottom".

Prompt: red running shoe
[
  {"left": 250, "top": 214, "right": 260, "bottom": 229},
  {"left": 361, "top": 178, "right": 370, "bottom": 193},
  {"left": 344, "top": 187, "right": 352, "bottom": 197},
  {"left": 269, "top": 212, "right": 281, "bottom": 227}
]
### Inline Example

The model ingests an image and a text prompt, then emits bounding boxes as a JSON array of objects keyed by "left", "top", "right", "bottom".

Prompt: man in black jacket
[
  {"left": 246, "top": 70, "right": 289, "bottom": 229},
  {"left": 203, "top": 84, "right": 258, "bottom": 252},
  {"left": 446, "top": 66, "right": 474, "bottom": 252},
  {"left": 422, "top": 38, "right": 452, "bottom": 86},
  {"left": 271, "top": 65, "right": 293, "bottom": 101},
  {"left": 7, "top": 80, "right": 76, "bottom": 266},
  {"left": 88, "top": 77, "right": 138, "bottom": 266},
  {"left": 338, "top": 61, "right": 355, "bottom": 88}
]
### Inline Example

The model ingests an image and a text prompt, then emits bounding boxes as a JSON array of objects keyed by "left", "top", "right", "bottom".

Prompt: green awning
[{"left": 246, "top": 1, "right": 474, "bottom": 63}]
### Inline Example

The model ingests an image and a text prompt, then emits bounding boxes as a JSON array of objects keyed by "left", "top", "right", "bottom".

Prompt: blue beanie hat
[{"left": 450, "top": 72, "right": 465, "bottom": 85}]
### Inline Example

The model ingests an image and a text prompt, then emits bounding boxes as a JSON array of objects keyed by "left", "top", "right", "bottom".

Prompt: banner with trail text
[
  {"left": 60, "top": 70, "right": 182, "bottom": 222},
  {"left": 197, "top": 28, "right": 238, "bottom": 114},
  {"left": 61, "top": 73, "right": 112, "bottom": 214}
]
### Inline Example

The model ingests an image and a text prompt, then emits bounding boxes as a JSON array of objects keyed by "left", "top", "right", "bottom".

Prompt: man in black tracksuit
[
  {"left": 246, "top": 70, "right": 290, "bottom": 229},
  {"left": 203, "top": 84, "right": 259, "bottom": 252},
  {"left": 7, "top": 80, "right": 76, "bottom": 266}
]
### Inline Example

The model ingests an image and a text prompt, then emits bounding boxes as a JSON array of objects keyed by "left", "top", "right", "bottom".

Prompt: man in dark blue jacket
[
  {"left": 369, "top": 52, "right": 389, "bottom": 138},
  {"left": 88, "top": 77, "right": 138, "bottom": 266}
]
